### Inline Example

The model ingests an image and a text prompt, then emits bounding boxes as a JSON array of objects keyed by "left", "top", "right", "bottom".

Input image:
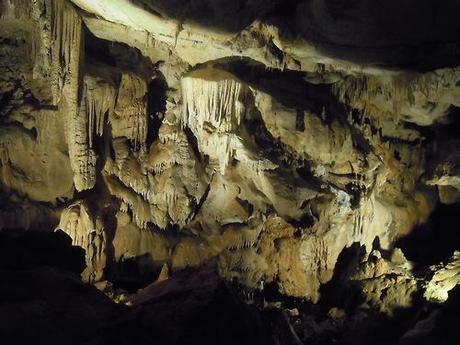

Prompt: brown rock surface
[{"left": 1, "top": 1, "right": 460, "bottom": 344}]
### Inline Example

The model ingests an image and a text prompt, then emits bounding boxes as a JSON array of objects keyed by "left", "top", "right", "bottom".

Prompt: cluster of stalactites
[
  {"left": 47, "top": 0, "right": 89, "bottom": 192},
  {"left": 104, "top": 141, "right": 197, "bottom": 230},
  {"left": 50, "top": 0, "right": 82, "bottom": 104},
  {"left": 70, "top": 71, "right": 148, "bottom": 192},
  {"left": 84, "top": 76, "right": 117, "bottom": 147},
  {"left": 0, "top": 0, "right": 33, "bottom": 19},
  {"left": 113, "top": 73, "right": 148, "bottom": 147},
  {"left": 333, "top": 69, "right": 460, "bottom": 125},
  {"left": 105, "top": 153, "right": 151, "bottom": 203},
  {"left": 1, "top": 0, "right": 85, "bottom": 105},
  {"left": 70, "top": 95, "right": 98, "bottom": 191},
  {"left": 181, "top": 68, "right": 247, "bottom": 133},
  {"left": 148, "top": 128, "right": 190, "bottom": 174},
  {"left": 181, "top": 68, "right": 251, "bottom": 173}
]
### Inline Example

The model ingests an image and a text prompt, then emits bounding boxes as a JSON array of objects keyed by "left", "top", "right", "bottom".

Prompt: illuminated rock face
[
  {"left": 1, "top": 0, "right": 459, "bottom": 309},
  {"left": 57, "top": 201, "right": 107, "bottom": 282},
  {"left": 425, "top": 251, "right": 460, "bottom": 303}
]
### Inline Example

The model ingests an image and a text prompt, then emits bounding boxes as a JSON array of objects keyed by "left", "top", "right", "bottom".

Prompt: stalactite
[
  {"left": 70, "top": 96, "right": 98, "bottom": 191},
  {"left": 84, "top": 76, "right": 117, "bottom": 145},
  {"left": 104, "top": 156, "right": 150, "bottom": 202},
  {"left": 333, "top": 69, "right": 460, "bottom": 125},
  {"left": 104, "top": 106, "right": 205, "bottom": 230},
  {"left": 48, "top": 0, "right": 89, "bottom": 191},
  {"left": 104, "top": 174, "right": 158, "bottom": 229},
  {"left": 57, "top": 202, "right": 107, "bottom": 283},
  {"left": 201, "top": 134, "right": 236, "bottom": 173},
  {"left": 50, "top": 0, "right": 82, "bottom": 104},
  {"left": 181, "top": 67, "right": 251, "bottom": 173},
  {"left": 182, "top": 67, "right": 246, "bottom": 133},
  {"left": 0, "top": 0, "right": 32, "bottom": 20},
  {"left": 113, "top": 73, "right": 148, "bottom": 147}
]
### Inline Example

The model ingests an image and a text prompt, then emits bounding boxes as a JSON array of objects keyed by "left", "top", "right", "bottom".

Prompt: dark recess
[
  {"left": 146, "top": 74, "right": 168, "bottom": 147},
  {"left": 396, "top": 202, "right": 460, "bottom": 268}
]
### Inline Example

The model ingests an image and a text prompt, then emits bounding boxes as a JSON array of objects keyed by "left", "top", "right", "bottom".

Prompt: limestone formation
[
  {"left": 57, "top": 201, "right": 107, "bottom": 282},
  {"left": 425, "top": 251, "right": 460, "bottom": 303},
  {"left": 351, "top": 249, "right": 419, "bottom": 315},
  {"left": 1, "top": 3, "right": 460, "bottom": 342}
]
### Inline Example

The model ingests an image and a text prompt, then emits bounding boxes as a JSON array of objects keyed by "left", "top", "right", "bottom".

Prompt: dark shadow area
[
  {"left": 126, "top": 265, "right": 280, "bottom": 345},
  {"left": 137, "top": 0, "right": 287, "bottom": 32},
  {"left": 399, "top": 286, "right": 460, "bottom": 345},
  {"left": 438, "top": 106, "right": 460, "bottom": 137},
  {"left": 128, "top": 0, "right": 460, "bottom": 70},
  {"left": 289, "top": 211, "right": 316, "bottom": 231},
  {"left": 296, "top": 0, "right": 460, "bottom": 71},
  {"left": 395, "top": 202, "right": 460, "bottom": 268},
  {"left": 0, "top": 229, "right": 126, "bottom": 345},
  {"left": 0, "top": 230, "right": 278, "bottom": 345},
  {"left": 423, "top": 106, "right": 460, "bottom": 152},
  {"left": 106, "top": 254, "right": 162, "bottom": 293},
  {"left": 184, "top": 126, "right": 203, "bottom": 162},
  {"left": 212, "top": 57, "right": 332, "bottom": 114},
  {"left": 84, "top": 26, "right": 117, "bottom": 67},
  {"left": 146, "top": 74, "right": 168, "bottom": 147},
  {"left": 0, "top": 89, "right": 14, "bottom": 115},
  {"left": 319, "top": 242, "right": 365, "bottom": 309},
  {"left": 0, "top": 228, "right": 458, "bottom": 345},
  {"left": 0, "top": 229, "right": 85, "bottom": 273},
  {"left": 296, "top": 242, "right": 433, "bottom": 345},
  {"left": 204, "top": 284, "right": 275, "bottom": 345},
  {"left": 84, "top": 26, "right": 154, "bottom": 77}
]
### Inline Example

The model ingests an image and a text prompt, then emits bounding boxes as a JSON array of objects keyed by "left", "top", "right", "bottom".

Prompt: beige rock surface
[{"left": 0, "top": 0, "right": 459, "bottom": 305}]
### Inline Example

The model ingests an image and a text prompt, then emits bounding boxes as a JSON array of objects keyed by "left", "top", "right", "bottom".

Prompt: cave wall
[{"left": 1, "top": 0, "right": 460, "bottom": 303}]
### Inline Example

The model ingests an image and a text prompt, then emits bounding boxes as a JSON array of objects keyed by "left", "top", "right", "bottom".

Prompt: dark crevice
[
  {"left": 106, "top": 254, "right": 162, "bottom": 293},
  {"left": 84, "top": 26, "right": 154, "bottom": 78},
  {"left": 395, "top": 202, "right": 460, "bottom": 268},
  {"left": 84, "top": 27, "right": 117, "bottom": 67},
  {"left": 0, "top": 89, "right": 14, "bottom": 112},
  {"left": 192, "top": 182, "right": 211, "bottom": 221},
  {"left": 184, "top": 127, "right": 202, "bottom": 162},
  {"left": 146, "top": 75, "right": 168, "bottom": 147},
  {"left": 213, "top": 57, "right": 332, "bottom": 114}
]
